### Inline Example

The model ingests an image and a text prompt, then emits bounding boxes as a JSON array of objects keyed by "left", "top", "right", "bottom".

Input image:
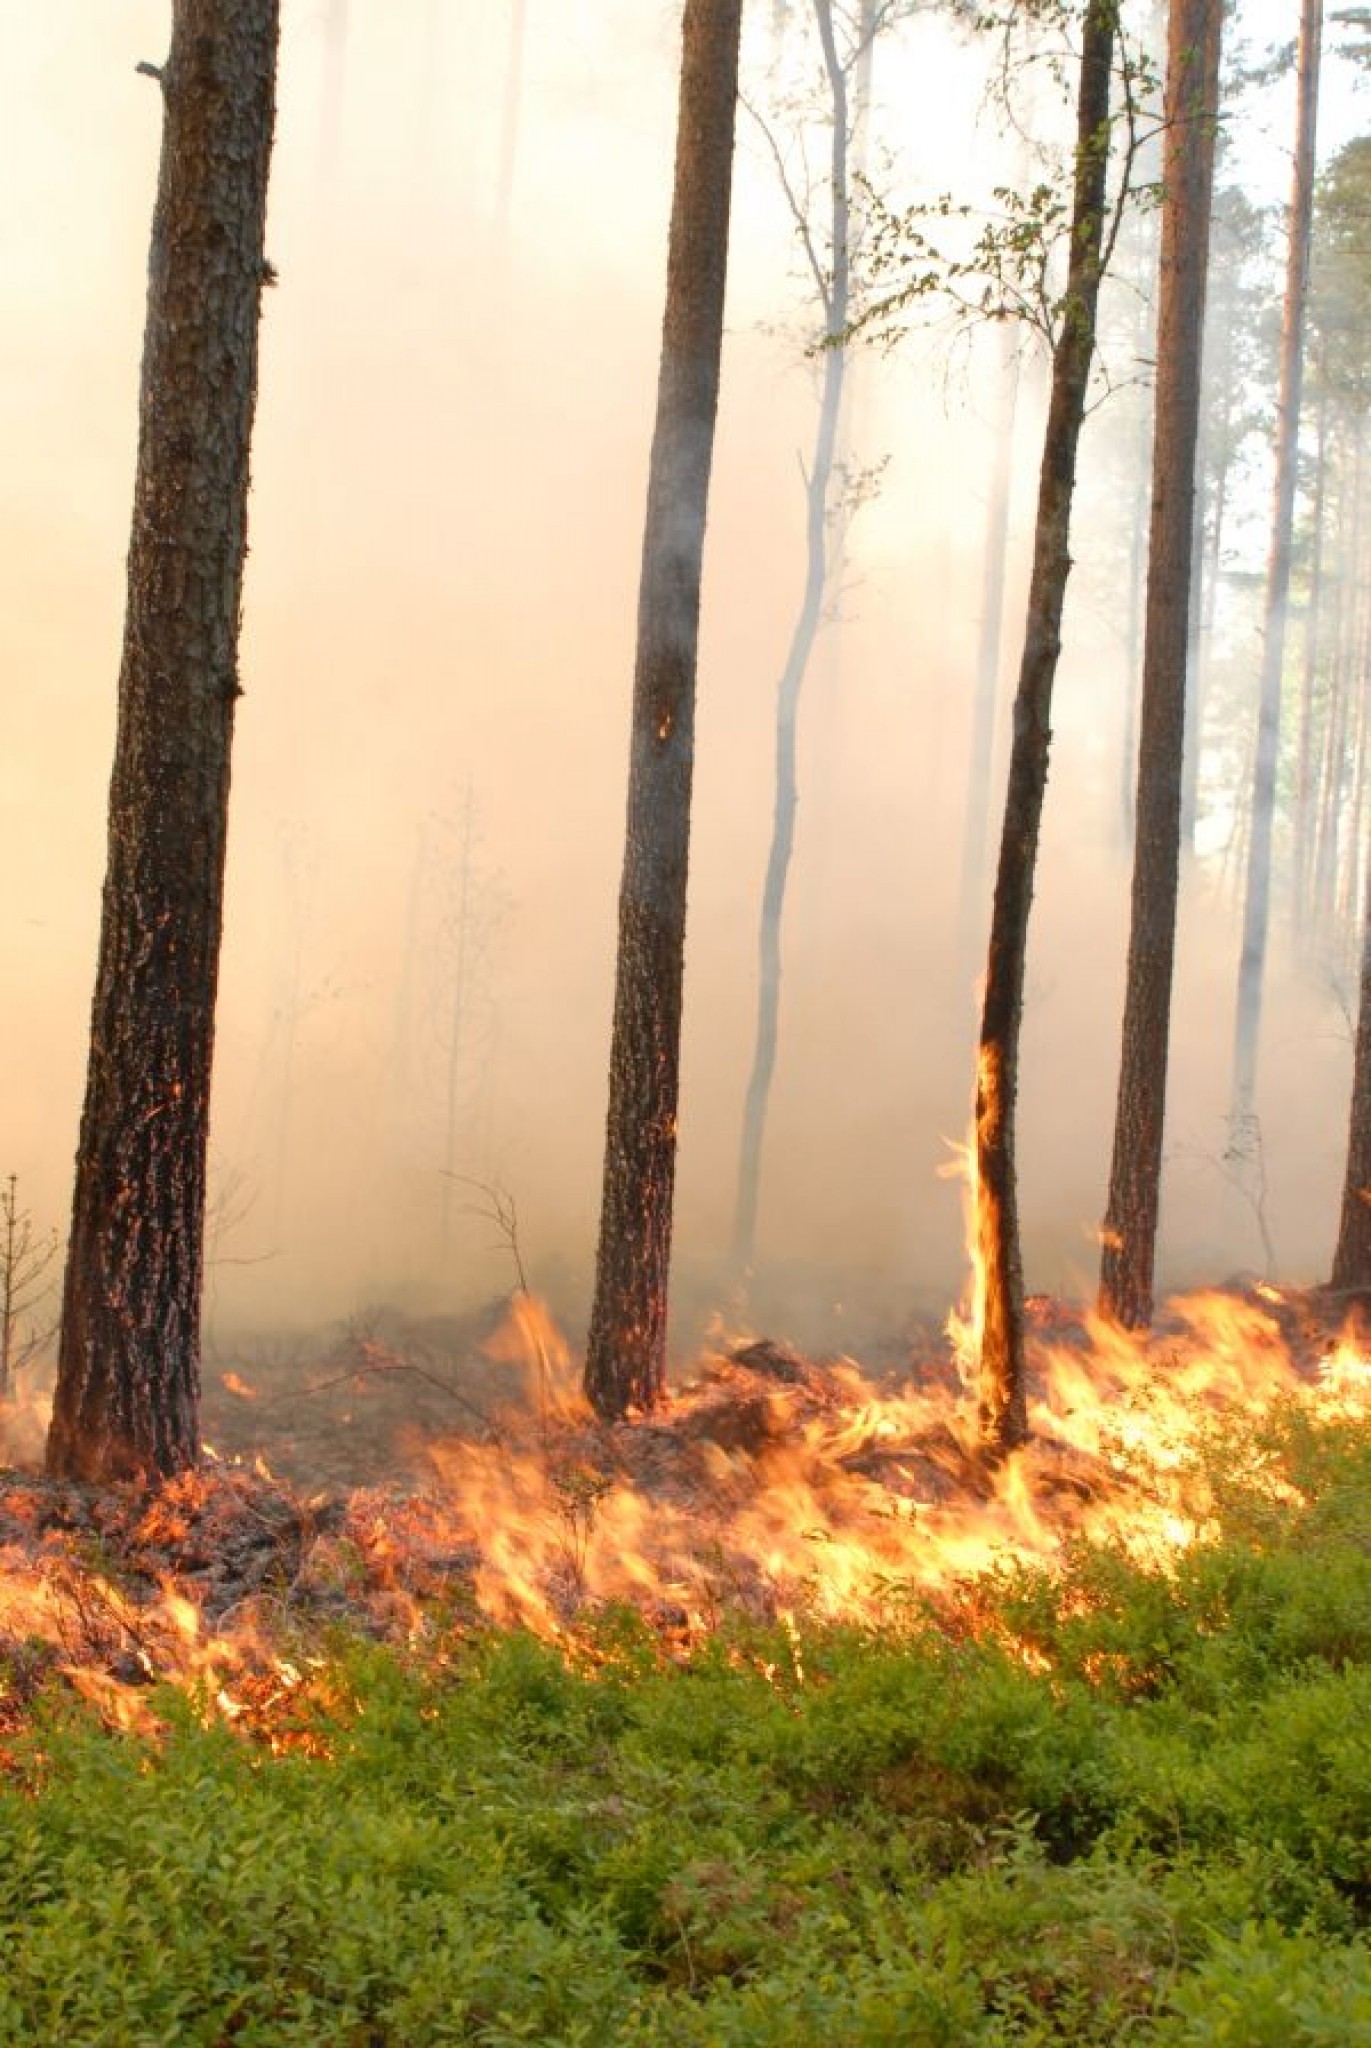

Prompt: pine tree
[
  {"left": 48, "top": 0, "right": 280, "bottom": 1482},
  {"left": 1098, "top": 0, "right": 1224, "bottom": 1328},
  {"left": 974, "top": 0, "right": 1117, "bottom": 1456},
  {"left": 584, "top": 0, "right": 744, "bottom": 1419}
]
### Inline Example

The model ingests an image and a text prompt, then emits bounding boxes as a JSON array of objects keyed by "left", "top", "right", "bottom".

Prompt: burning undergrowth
[{"left": 0, "top": 1282, "right": 1368, "bottom": 1742}]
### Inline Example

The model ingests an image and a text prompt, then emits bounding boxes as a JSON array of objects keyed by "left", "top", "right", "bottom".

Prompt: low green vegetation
[{"left": 2, "top": 1404, "right": 1371, "bottom": 2044}]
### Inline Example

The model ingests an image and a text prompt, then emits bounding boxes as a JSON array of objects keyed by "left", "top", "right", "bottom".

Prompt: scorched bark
[
  {"left": 584, "top": 0, "right": 742, "bottom": 1419},
  {"left": 1099, "top": 0, "right": 1223, "bottom": 1329},
  {"left": 47, "top": 0, "right": 280, "bottom": 1483},
  {"left": 974, "top": 0, "right": 1115, "bottom": 1458}
]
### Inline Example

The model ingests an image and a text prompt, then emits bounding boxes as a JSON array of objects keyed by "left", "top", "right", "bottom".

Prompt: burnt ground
[{"left": 0, "top": 1282, "right": 1362, "bottom": 1737}]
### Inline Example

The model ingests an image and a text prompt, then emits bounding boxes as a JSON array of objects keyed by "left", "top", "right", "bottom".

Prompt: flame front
[
  {"left": 1, "top": 1288, "right": 1366, "bottom": 1733},
  {"left": 417, "top": 1289, "right": 1366, "bottom": 1640}
]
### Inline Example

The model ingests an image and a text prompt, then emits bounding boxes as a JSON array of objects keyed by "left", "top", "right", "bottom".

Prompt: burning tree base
[{"left": 0, "top": 1281, "right": 1367, "bottom": 1741}]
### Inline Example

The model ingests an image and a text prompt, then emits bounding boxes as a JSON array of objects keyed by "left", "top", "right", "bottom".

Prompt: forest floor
[
  {"left": 1, "top": 1287, "right": 1370, "bottom": 2042},
  {"left": 0, "top": 1278, "right": 1359, "bottom": 1739}
]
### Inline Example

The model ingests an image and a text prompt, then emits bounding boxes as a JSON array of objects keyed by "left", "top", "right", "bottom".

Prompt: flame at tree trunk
[
  {"left": 4, "top": 1282, "right": 1369, "bottom": 1739},
  {"left": 968, "top": 1042, "right": 1028, "bottom": 1456}
]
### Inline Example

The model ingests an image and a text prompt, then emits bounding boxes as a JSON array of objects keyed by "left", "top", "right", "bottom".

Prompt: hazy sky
[{"left": 2, "top": 1, "right": 1365, "bottom": 1363}]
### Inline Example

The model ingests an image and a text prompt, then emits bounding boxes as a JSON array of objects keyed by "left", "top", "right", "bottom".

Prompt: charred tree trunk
[
  {"left": 583, "top": 0, "right": 742, "bottom": 1420},
  {"left": 731, "top": 0, "right": 853, "bottom": 1277},
  {"left": 1332, "top": 826, "right": 1371, "bottom": 1288},
  {"left": 974, "top": 0, "right": 1115, "bottom": 1458},
  {"left": 48, "top": 0, "right": 280, "bottom": 1483},
  {"left": 1098, "top": 0, "right": 1223, "bottom": 1329},
  {"left": 1230, "top": 0, "right": 1322, "bottom": 1142}
]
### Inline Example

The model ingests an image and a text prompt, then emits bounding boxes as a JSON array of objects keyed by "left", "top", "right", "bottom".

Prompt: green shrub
[{"left": 1, "top": 1408, "right": 1370, "bottom": 2042}]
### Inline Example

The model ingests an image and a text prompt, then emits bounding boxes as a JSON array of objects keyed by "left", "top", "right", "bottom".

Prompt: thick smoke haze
[{"left": 2, "top": 2, "right": 1358, "bottom": 1371}]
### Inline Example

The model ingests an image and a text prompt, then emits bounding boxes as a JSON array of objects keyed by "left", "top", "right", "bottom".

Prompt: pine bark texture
[
  {"left": 1231, "top": 0, "right": 1322, "bottom": 1130},
  {"left": 732, "top": 0, "right": 852, "bottom": 1277},
  {"left": 1098, "top": 0, "right": 1223, "bottom": 1329},
  {"left": 1332, "top": 843, "right": 1371, "bottom": 1287},
  {"left": 583, "top": 0, "right": 742, "bottom": 1419},
  {"left": 975, "top": 0, "right": 1115, "bottom": 1458},
  {"left": 47, "top": 0, "right": 279, "bottom": 1482}
]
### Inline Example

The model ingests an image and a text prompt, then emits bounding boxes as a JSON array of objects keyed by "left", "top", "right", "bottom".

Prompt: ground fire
[{"left": 0, "top": 1278, "right": 1367, "bottom": 1748}]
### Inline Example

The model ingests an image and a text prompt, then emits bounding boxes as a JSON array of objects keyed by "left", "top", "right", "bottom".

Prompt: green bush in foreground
[{"left": 0, "top": 1407, "right": 1369, "bottom": 2044}]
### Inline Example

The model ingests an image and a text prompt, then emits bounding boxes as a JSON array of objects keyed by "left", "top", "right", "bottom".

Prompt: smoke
[{"left": 1, "top": 2, "right": 1355, "bottom": 1375}]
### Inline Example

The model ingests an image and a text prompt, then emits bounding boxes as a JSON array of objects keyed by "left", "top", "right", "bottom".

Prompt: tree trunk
[
  {"left": 1332, "top": 824, "right": 1371, "bottom": 1287},
  {"left": 583, "top": 0, "right": 742, "bottom": 1420},
  {"left": 1098, "top": 0, "right": 1224, "bottom": 1329},
  {"left": 48, "top": 0, "right": 280, "bottom": 1483},
  {"left": 974, "top": 0, "right": 1115, "bottom": 1459},
  {"left": 731, "top": 0, "right": 853, "bottom": 1276},
  {"left": 1230, "top": 0, "right": 1322, "bottom": 1140}
]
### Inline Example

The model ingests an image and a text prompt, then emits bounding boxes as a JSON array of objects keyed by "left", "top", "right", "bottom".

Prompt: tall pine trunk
[
  {"left": 1098, "top": 0, "right": 1223, "bottom": 1329},
  {"left": 974, "top": 0, "right": 1115, "bottom": 1458},
  {"left": 1230, "top": 0, "right": 1322, "bottom": 1140},
  {"left": 583, "top": 0, "right": 742, "bottom": 1420},
  {"left": 1332, "top": 824, "right": 1371, "bottom": 1288},
  {"left": 48, "top": 0, "right": 280, "bottom": 1482},
  {"left": 731, "top": 0, "right": 852, "bottom": 1276}
]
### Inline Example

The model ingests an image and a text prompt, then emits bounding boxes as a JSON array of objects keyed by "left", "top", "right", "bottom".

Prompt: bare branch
[{"left": 741, "top": 92, "right": 832, "bottom": 315}]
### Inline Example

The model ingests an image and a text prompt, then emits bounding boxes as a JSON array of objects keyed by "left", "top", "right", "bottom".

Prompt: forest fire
[
  {"left": 1, "top": 1283, "right": 1367, "bottom": 1745},
  {"left": 419, "top": 1286, "right": 1363, "bottom": 1635}
]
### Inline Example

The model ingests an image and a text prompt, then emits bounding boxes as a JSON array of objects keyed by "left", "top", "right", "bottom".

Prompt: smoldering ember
[{"left": 4, "top": 3, "right": 1371, "bottom": 2044}]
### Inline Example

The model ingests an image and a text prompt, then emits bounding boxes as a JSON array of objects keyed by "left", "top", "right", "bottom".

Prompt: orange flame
[
  {"left": 0, "top": 1287, "right": 1365, "bottom": 1738},
  {"left": 409, "top": 1291, "right": 1368, "bottom": 1642}
]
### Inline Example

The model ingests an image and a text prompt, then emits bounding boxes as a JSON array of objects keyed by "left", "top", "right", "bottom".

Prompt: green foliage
[
  {"left": 3, "top": 1413, "right": 1371, "bottom": 2042},
  {"left": 850, "top": 1, "right": 1160, "bottom": 360}
]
